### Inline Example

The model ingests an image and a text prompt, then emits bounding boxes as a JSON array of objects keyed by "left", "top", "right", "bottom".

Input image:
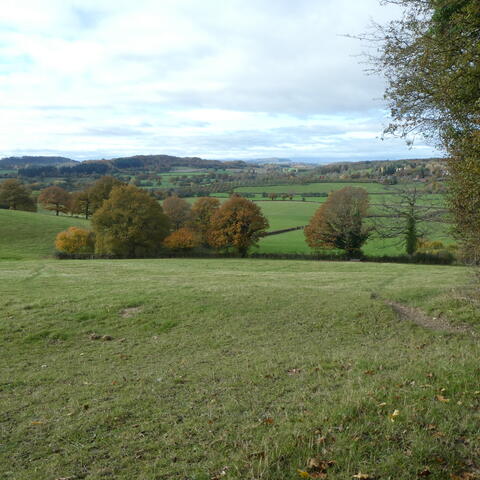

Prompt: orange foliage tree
[
  {"left": 190, "top": 197, "right": 220, "bottom": 245},
  {"left": 38, "top": 186, "right": 71, "bottom": 216},
  {"left": 208, "top": 196, "right": 269, "bottom": 257},
  {"left": 55, "top": 227, "right": 95, "bottom": 254},
  {"left": 164, "top": 227, "right": 200, "bottom": 251},
  {"left": 304, "top": 187, "right": 371, "bottom": 257}
]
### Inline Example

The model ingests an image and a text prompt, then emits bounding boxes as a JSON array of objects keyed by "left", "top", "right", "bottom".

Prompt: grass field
[
  {"left": 1, "top": 206, "right": 479, "bottom": 479},
  {"left": 235, "top": 182, "right": 394, "bottom": 195},
  {"left": 1, "top": 258, "right": 479, "bottom": 479},
  {"left": 0, "top": 209, "right": 89, "bottom": 260}
]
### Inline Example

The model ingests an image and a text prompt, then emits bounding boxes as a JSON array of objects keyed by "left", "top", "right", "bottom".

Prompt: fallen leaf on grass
[
  {"left": 418, "top": 467, "right": 432, "bottom": 476},
  {"left": 436, "top": 395, "right": 450, "bottom": 402},
  {"left": 297, "top": 470, "right": 327, "bottom": 479},
  {"left": 262, "top": 417, "right": 274, "bottom": 425},
  {"left": 353, "top": 473, "right": 373, "bottom": 479},
  {"left": 308, "top": 458, "right": 336, "bottom": 470},
  {"left": 389, "top": 409, "right": 400, "bottom": 422},
  {"left": 210, "top": 466, "right": 229, "bottom": 480}
]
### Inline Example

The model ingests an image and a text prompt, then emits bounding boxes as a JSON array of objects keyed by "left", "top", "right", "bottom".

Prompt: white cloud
[{"left": 0, "top": 0, "right": 440, "bottom": 160}]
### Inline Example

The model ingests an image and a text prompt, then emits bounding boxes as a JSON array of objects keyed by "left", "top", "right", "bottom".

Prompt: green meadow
[
  {"left": 0, "top": 209, "right": 88, "bottom": 260},
  {"left": 1, "top": 209, "right": 479, "bottom": 479}
]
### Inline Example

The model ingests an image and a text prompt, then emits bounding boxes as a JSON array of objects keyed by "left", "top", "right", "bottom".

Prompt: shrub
[{"left": 55, "top": 227, "right": 95, "bottom": 254}]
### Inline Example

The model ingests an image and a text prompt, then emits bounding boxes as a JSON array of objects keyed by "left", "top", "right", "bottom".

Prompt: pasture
[
  {"left": 1, "top": 257, "right": 479, "bottom": 479},
  {"left": 0, "top": 209, "right": 88, "bottom": 260}
]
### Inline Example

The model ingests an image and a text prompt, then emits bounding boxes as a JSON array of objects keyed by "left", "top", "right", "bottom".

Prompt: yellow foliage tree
[{"left": 55, "top": 227, "right": 95, "bottom": 254}]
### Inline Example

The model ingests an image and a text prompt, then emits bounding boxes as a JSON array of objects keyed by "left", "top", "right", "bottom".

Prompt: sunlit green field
[
  {"left": 1, "top": 257, "right": 479, "bottom": 479},
  {"left": 0, "top": 209, "right": 89, "bottom": 260},
  {"left": 235, "top": 182, "right": 393, "bottom": 194}
]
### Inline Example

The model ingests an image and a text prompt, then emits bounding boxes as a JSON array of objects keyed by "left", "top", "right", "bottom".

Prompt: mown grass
[{"left": 0, "top": 258, "right": 479, "bottom": 479}]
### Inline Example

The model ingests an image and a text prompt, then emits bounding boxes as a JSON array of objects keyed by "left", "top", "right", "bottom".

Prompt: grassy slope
[
  {"left": 0, "top": 209, "right": 88, "bottom": 260},
  {"left": 1, "top": 258, "right": 479, "bottom": 480}
]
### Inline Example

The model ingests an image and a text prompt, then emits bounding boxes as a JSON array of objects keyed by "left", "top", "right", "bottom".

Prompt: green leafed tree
[
  {"left": 89, "top": 175, "right": 124, "bottom": 213},
  {"left": 0, "top": 179, "right": 36, "bottom": 211},
  {"left": 91, "top": 185, "right": 170, "bottom": 257}
]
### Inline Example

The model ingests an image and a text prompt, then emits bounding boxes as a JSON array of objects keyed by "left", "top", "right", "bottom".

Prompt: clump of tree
[
  {"left": 38, "top": 186, "right": 71, "bottom": 216},
  {"left": 55, "top": 227, "right": 95, "bottom": 254},
  {"left": 0, "top": 179, "right": 36, "bottom": 211},
  {"left": 69, "top": 175, "right": 124, "bottom": 219},
  {"left": 92, "top": 185, "right": 170, "bottom": 257},
  {"left": 163, "top": 227, "right": 200, "bottom": 251},
  {"left": 367, "top": 0, "right": 480, "bottom": 260},
  {"left": 88, "top": 175, "right": 124, "bottom": 213},
  {"left": 207, "top": 195, "right": 269, "bottom": 257},
  {"left": 162, "top": 195, "right": 191, "bottom": 230},
  {"left": 305, "top": 187, "right": 371, "bottom": 257}
]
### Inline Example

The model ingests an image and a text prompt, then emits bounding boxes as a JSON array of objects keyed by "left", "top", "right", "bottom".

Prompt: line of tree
[{"left": 55, "top": 182, "right": 270, "bottom": 258}]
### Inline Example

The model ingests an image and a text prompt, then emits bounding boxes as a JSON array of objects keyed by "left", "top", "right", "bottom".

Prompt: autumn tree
[
  {"left": 92, "top": 185, "right": 170, "bottom": 257},
  {"left": 305, "top": 187, "right": 371, "bottom": 257},
  {"left": 38, "top": 186, "right": 71, "bottom": 216},
  {"left": 366, "top": 0, "right": 480, "bottom": 259},
  {"left": 70, "top": 190, "right": 92, "bottom": 219},
  {"left": 55, "top": 227, "right": 94, "bottom": 254},
  {"left": 164, "top": 227, "right": 200, "bottom": 251},
  {"left": 190, "top": 197, "right": 220, "bottom": 245},
  {"left": 163, "top": 195, "right": 191, "bottom": 230},
  {"left": 0, "top": 179, "right": 36, "bottom": 211},
  {"left": 208, "top": 196, "right": 269, "bottom": 257},
  {"left": 89, "top": 175, "right": 124, "bottom": 213}
]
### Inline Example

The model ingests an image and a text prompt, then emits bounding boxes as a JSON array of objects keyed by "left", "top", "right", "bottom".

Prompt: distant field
[
  {"left": 0, "top": 209, "right": 88, "bottom": 260},
  {"left": 235, "top": 182, "right": 394, "bottom": 194},
  {"left": 253, "top": 201, "right": 318, "bottom": 231},
  {"left": 1, "top": 258, "right": 478, "bottom": 479}
]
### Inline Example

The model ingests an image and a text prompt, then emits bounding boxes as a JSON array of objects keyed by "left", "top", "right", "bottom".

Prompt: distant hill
[
  {"left": 0, "top": 156, "right": 75, "bottom": 169},
  {"left": 17, "top": 154, "right": 248, "bottom": 177}
]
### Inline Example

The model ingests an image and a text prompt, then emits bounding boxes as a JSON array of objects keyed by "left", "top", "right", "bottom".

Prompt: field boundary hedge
[{"left": 55, "top": 249, "right": 458, "bottom": 265}]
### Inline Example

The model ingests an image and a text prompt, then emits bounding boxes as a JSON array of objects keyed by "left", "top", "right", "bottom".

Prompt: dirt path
[{"left": 385, "top": 300, "right": 475, "bottom": 334}]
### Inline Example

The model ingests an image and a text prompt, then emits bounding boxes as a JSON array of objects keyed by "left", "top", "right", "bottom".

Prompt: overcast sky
[{"left": 0, "top": 0, "right": 440, "bottom": 162}]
